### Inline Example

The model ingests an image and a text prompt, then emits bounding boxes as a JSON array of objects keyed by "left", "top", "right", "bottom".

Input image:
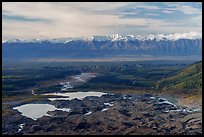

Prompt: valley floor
[
  {"left": 2, "top": 91, "right": 202, "bottom": 135},
  {"left": 2, "top": 60, "right": 202, "bottom": 135}
]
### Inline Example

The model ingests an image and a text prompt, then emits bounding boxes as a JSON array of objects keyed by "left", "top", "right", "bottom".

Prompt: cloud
[
  {"left": 2, "top": 2, "right": 202, "bottom": 39},
  {"left": 177, "top": 5, "right": 201, "bottom": 15},
  {"left": 164, "top": 31, "right": 202, "bottom": 40},
  {"left": 2, "top": 14, "right": 51, "bottom": 22},
  {"left": 160, "top": 10, "right": 175, "bottom": 14},
  {"left": 163, "top": 2, "right": 202, "bottom": 15}
]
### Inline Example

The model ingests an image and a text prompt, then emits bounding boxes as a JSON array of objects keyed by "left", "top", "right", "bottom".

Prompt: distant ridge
[
  {"left": 2, "top": 31, "right": 202, "bottom": 43},
  {"left": 2, "top": 32, "right": 202, "bottom": 60}
]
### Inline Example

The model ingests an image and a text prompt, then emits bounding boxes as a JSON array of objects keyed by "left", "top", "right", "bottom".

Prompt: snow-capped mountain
[
  {"left": 2, "top": 38, "right": 7, "bottom": 44},
  {"left": 86, "top": 35, "right": 111, "bottom": 42},
  {"left": 3, "top": 31, "right": 202, "bottom": 44},
  {"left": 142, "top": 31, "right": 202, "bottom": 41},
  {"left": 2, "top": 32, "right": 202, "bottom": 59}
]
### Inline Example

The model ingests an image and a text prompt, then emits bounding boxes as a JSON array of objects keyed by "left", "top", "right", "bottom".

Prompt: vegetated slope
[{"left": 156, "top": 61, "right": 202, "bottom": 94}]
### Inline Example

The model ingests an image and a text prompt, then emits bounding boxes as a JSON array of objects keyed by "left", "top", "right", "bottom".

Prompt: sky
[{"left": 2, "top": 2, "right": 202, "bottom": 39}]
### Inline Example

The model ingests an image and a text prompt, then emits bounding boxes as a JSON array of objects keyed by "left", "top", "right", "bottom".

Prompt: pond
[
  {"left": 13, "top": 104, "right": 71, "bottom": 120},
  {"left": 45, "top": 91, "right": 107, "bottom": 101}
]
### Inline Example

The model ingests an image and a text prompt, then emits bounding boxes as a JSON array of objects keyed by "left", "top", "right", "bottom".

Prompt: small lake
[
  {"left": 13, "top": 104, "right": 71, "bottom": 120},
  {"left": 44, "top": 91, "right": 107, "bottom": 101}
]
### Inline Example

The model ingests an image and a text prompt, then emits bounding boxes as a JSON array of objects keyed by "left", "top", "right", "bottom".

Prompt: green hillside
[{"left": 156, "top": 61, "right": 202, "bottom": 93}]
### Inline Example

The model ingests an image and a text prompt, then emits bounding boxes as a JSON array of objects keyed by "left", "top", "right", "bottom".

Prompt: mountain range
[{"left": 2, "top": 34, "right": 202, "bottom": 60}]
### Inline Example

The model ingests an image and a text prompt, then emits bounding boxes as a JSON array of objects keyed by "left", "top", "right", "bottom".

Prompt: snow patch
[
  {"left": 84, "top": 111, "right": 92, "bottom": 115},
  {"left": 104, "top": 102, "right": 114, "bottom": 107},
  {"left": 101, "top": 108, "right": 108, "bottom": 112},
  {"left": 18, "top": 123, "right": 25, "bottom": 132}
]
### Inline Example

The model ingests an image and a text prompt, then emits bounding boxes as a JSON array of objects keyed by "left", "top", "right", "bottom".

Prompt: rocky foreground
[{"left": 2, "top": 93, "right": 202, "bottom": 135}]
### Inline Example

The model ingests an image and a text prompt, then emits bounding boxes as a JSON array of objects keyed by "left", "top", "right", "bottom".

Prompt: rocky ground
[{"left": 2, "top": 92, "right": 202, "bottom": 135}]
